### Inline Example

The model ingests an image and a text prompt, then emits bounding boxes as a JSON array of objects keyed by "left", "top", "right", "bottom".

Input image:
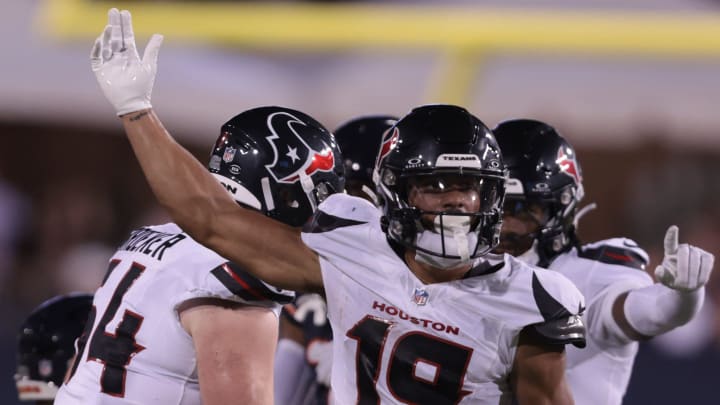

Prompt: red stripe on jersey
[
  {"left": 603, "top": 252, "right": 632, "bottom": 262},
  {"left": 221, "top": 264, "right": 269, "bottom": 301}
]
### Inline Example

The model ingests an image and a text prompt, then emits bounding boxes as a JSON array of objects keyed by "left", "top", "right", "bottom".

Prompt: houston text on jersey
[{"left": 372, "top": 301, "right": 460, "bottom": 335}]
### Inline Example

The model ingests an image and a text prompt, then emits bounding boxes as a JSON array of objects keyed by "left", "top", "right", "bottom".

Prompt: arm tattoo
[{"left": 128, "top": 111, "right": 149, "bottom": 122}]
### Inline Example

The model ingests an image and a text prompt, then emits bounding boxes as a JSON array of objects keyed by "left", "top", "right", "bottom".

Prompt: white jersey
[
  {"left": 55, "top": 223, "right": 293, "bottom": 405},
  {"left": 546, "top": 238, "right": 653, "bottom": 405},
  {"left": 301, "top": 194, "right": 585, "bottom": 405}
]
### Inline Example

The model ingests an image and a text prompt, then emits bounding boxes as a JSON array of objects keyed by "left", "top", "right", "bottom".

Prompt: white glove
[
  {"left": 90, "top": 8, "right": 163, "bottom": 116},
  {"left": 306, "top": 339, "right": 333, "bottom": 387},
  {"left": 292, "top": 294, "right": 329, "bottom": 327},
  {"left": 654, "top": 225, "right": 715, "bottom": 292}
]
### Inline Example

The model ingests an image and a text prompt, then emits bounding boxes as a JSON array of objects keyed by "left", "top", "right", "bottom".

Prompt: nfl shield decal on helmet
[
  {"left": 223, "top": 146, "right": 237, "bottom": 163},
  {"left": 412, "top": 287, "right": 429, "bottom": 306},
  {"left": 38, "top": 359, "right": 53, "bottom": 378},
  {"left": 265, "top": 111, "right": 335, "bottom": 184}
]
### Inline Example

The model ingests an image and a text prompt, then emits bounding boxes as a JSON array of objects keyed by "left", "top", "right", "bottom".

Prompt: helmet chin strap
[{"left": 299, "top": 172, "right": 317, "bottom": 210}]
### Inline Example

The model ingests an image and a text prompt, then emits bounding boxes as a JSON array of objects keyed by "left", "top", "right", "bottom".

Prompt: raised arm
[{"left": 91, "top": 8, "right": 322, "bottom": 292}]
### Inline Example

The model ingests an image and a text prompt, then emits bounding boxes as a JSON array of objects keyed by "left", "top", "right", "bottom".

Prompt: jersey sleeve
[
  {"left": 172, "top": 256, "right": 295, "bottom": 318},
  {"left": 301, "top": 193, "right": 381, "bottom": 261},
  {"left": 208, "top": 261, "right": 296, "bottom": 306},
  {"left": 587, "top": 266, "right": 653, "bottom": 346},
  {"left": 526, "top": 268, "right": 587, "bottom": 348},
  {"left": 576, "top": 238, "right": 654, "bottom": 346},
  {"left": 579, "top": 238, "right": 649, "bottom": 270}
]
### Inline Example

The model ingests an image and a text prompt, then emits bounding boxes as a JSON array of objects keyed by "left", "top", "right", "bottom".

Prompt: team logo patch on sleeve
[{"left": 211, "top": 262, "right": 294, "bottom": 304}]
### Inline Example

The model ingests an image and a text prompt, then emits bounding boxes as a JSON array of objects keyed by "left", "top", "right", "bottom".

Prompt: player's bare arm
[
  {"left": 180, "top": 298, "right": 278, "bottom": 405},
  {"left": 511, "top": 330, "right": 574, "bottom": 405},
  {"left": 92, "top": 8, "right": 322, "bottom": 292}
]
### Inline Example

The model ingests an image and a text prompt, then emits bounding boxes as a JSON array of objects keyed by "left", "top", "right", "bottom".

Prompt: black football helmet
[
  {"left": 493, "top": 119, "right": 584, "bottom": 264},
  {"left": 376, "top": 104, "right": 506, "bottom": 262},
  {"left": 333, "top": 115, "right": 398, "bottom": 204},
  {"left": 208, "top": 106, "right": 345, "bottom": 227},
  {"left": 15, "top": 293, "right": 93, "bottom": 401}
]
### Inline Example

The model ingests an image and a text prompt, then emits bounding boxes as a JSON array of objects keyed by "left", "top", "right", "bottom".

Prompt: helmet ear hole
[
  {"left": 560, "top": 190, "right": 572, "bottom": 205},
  {"left": 382, "top": 169, "right": 397, "bottom": 187}
]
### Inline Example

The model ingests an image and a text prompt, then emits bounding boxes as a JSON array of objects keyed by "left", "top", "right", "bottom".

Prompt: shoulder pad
[
  {"left": 530, "top": 267, "right": 585, "bottom": 321},
  {"left": 579, "top": 238, "right": 649, "bottom": 270},
  {"left": 211, "top": 262, "right": 294, "bottom": 304},
  {"left": 303, "top": 194, "right": 377, "bottom": 234},
  {"left": 527, "top": 314, "right": 587, "bottom": 348}
]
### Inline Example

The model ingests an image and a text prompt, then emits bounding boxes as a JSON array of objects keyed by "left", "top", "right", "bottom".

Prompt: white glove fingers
[
  {"left": 109, "top": 8, "right": 124, "bottom": 54},
  {"left": 119, "top": 9, "right": 140, "bottom": 59},
  {"left": 90, "top": 30, "right": 107, "bottom": 68},
  {"left": 676, "top": 244, "right": 691, "bottom": 289},
  {"left": 142, "top": 34, "right": 164, "bottom": 67},
  {"left": 696, "top": 253, "right": 708, "bottom": 289},
  {"left": 696, "top": 249, "right": 713, "bottom": 288},
  {"left": 93, "top": 7, "right": 158, "bottom": 116},
  {"left": 653, "top": 264, "right": 667, "bottom": 283},
  {"left": 663, "top": 225, "right": 679, "bottom": 257},
  {"left": 90, "top": 37, "right": 101, "bottom": 60},
  {"left": 99, "top": 25, "right": 113, "bottom": 63},
  {"left": 688, "top": 246, "right": 704, "bottom": 290},
  {"left": 120, "top": 10, "right": 135, "bottom": 43}
]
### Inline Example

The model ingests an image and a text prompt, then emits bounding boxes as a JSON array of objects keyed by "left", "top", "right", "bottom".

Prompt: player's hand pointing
[{"left": 654, "top": 225, "right": 714, "bottom": 291}]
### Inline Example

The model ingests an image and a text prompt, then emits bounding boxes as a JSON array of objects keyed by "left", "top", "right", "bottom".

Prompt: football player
[
  {"left": 54, "top": 105, "right": 343, "bottom": 405},
  {"left": 493, "top": 118, "right": 715, "bottom": 405},
  {"left": 275, "top": 292, "right": 333, "bottom": 405},
  {"left": 337, "top": 115, "right": 398, "bottom": 205},
  {"left": 274, "top": 115, "right": 397, "bottom": 405},
  {"left": 15, "top": 293, "right": 93, "bottom": 404},
  {"left": 89, "top": 8, "right": 587, "bottom": 404}
]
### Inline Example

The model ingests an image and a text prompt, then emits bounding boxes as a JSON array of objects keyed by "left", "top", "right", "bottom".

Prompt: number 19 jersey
[
  {"left": 301, "top": 194, "right": 585, "bottom": 405},
  {"left": 55, "top": 223, "right": 294, "bottom": 404}
]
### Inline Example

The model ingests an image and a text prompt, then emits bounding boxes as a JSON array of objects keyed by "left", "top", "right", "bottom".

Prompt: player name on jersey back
[{"left": 118, "top": 228, "right": 186, "bottom": 260}]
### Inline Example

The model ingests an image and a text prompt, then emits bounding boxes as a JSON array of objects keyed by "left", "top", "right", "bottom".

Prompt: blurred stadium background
[{"left": 2, "top": 0, "right": 719, "bottom": 403}]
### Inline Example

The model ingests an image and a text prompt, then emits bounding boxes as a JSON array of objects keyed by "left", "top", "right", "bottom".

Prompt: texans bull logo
[
  {"left": 265, "top": 112, "right": 335, "bottom": 184},
  {"left": 556, "top": 147, "right": 582, "bottom": 185},
  {"left": 375, "top": 126, "right": 399, "bottom": 168}
]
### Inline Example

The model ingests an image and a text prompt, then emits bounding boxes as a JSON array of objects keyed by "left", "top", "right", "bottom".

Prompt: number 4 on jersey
[{"left": 69, "top": 260, "right": 147, "bottom": 397}]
